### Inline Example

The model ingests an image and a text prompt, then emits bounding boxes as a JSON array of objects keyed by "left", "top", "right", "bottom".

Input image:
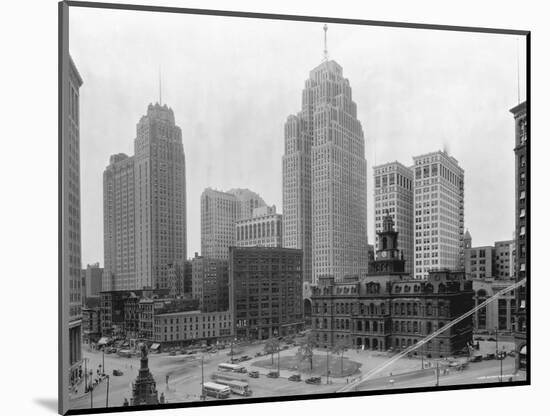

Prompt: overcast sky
[{"left": 69, "top": 6, "right": 526, "bottom": 267}]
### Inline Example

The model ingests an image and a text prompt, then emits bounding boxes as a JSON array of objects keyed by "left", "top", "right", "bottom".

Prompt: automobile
[
  {"left": 474, "top": 336, "right": 483, "bottom": 341},
  {"left": 487, "top": 337, "right": 497, "bottom": 342},
  {"left": 484, "top": 353, "right": 496, "bottom": 360},
  {"left": 168, "top": 351, "right": 177, "bottom": 356},
  {"left": 240, "top": 355, "right": 251, "bottom": 361},
  {"left": 470, "top": 355, "right": 483, "bottom": 362},
  {"left": 305, "top": 377, "right": 322, "bottom": 385},
  {"left": 248, "top": 371, "right": 260, "bottom": 378},
  {"left": 281, "top": 345, "right": 290, "bottom": 351},
  {"left": 267, "top": 371, "right": 280, "bottom": 378},
  {"left": 112, "top": 369, "right": 124, "bottom": 376},
  {"left": 254, "top": 352, "right": 263, "bottom": 357},
  {"left": 288, "top": 374, "right": 301, "bottom": 382},
  {"left": 210, "top": 349, "right": 218, "bottom": 354},
  {"left": 508, "top": 351, "right": 516, "bottom": 357}
]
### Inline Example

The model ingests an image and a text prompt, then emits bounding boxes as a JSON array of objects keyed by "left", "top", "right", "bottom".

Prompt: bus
[
  {"left": 213, "top": 378, "right": 252, "bottom": 396},
  {"left": 211, "top": 372, "right": 247, "bottom": 383},
  {"left": 218, "top": 363, "right": 247, "bottom": 373},
  {"left": 202, "top": 382, "right": 231, "bottom": 399}
]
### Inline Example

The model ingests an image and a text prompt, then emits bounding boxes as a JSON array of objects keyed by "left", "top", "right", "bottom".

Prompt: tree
[
  {"left": 332, "top": 338, "right": 348, "bottom": 376},
  {"left": 264, "top": 338, "right": 279, "bottom": 366},
  {"left": 297, "top": 333, "right": 316, "bottom": 372}
]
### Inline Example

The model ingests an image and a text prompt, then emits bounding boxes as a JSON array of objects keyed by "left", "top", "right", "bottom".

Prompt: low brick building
[{"left": 311, "top": 214, "right": 474, "bottom": 358}]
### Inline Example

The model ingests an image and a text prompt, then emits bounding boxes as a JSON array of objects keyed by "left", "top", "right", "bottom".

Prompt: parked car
[
  {"left": 288, "top": 374, "right": 301, "bottom": 382},
  {"left": 267, "top": 371, "right": 280, "bottom": 378},
  {"left": 484, "top": 353, "right": 496, "bottom": 360},
  {"left": 169, "top": 351, "right": 177, "bottom": 356},
  {"left": 248, "top": 371, "right": 260, "bottom": 378},
  {"left": 281, "top": 345, "right": 290, "bottom": 351},
  {"left": 487, "top": 337, "right": 497, "bottom": 342},
  {"left": 305, "top": 377, "right": 322, "bottom": 385},
  {"left": 112, "top": 369, "right": 124, "bottom": 376},
  {"left": 470, "top": 355, "right": 483, "bottom": 362},
  {"left": 474, "top": 336, "right": 483, "bottom": 341},
  {"left": 254, "top": 352, "right": 263, "bottom": 357},
  {"left": 240, "top": 355, "right": 251, "bottom": 362}
]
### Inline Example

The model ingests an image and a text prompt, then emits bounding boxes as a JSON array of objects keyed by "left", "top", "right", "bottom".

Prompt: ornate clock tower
[{"left": 370, "top": 212, "right": 405, "bottom": 274}]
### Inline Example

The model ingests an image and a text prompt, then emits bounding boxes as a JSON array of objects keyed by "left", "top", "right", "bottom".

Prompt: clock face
[{"left": 381, "top": 251, "right": 387, "bottom": 258}]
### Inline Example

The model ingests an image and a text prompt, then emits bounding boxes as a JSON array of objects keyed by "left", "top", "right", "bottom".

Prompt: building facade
[
  {"left": 374, "top": 162, "right": 414, "bottom": 275},
  {"left": 465, "top": 246, "right": 494, "bottom": 280},
  {"left": 472, "top": 278, "right": 515, "bottom": 334},
  {"left": 191, "top": 253, "right": 229, "bottom": 312},
  {"left": 134, "top": 103, "right": 187, "bottom": 290},
  {"left": 511, "top": 101, "right": 527, "bottom": 371},
  {"left": 82, "top": 262, "right": 104, "bottom": 298},
  {"left": 153, "top": 310, "right": 233, "bottom": 346},
  {"left": 236, "top": 205, "right": 282, "bottom": 248},
  {"left": 201, "top": 188, "right": 266, "bottom": 261},
  {"left": 283, "top": 54, "right": 369, "bottom": 285},
  {"left": 229, "top": 247, "right": 304, "bottom": 340},
  {"left": 63, "top": 56, "right": 83, "bottom": 385},
  {"left": 412, "top": 151, "right": 465, "bottom": 279},
  {"left": 103, "top": 153, "right": 136, "bottom": 291},
  {"left": 495, "top": 240, "right": 514, "bottom": 280},
  {"left": 311, "top": 214, "right": 473, "bottom": 357},
  {"left": 103, "top": 103, "right": 187, "bottom": 291}
]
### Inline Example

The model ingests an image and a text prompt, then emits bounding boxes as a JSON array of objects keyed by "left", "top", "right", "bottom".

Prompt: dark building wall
[
  {"left": 311, "top": 271, "right": 474, "bottom": 357},
  {"left": 229, "top": 247, "right": 304, "bottom": 340},
  {"left": 511, "top": 101, "right": 527, "bottom": 371}
]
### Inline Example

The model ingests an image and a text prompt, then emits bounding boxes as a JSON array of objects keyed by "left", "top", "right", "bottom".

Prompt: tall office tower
[
  {"left": 236, "top": 205, "right": 283, "bottom": 248},
  {"left": 510, "top": 100, "right": 527, "bottom": 371},
  {"left": 103, "top": 153, "right": 136, "bottom": 291},
  {"left": 134, "top": 103, "right": 187, "bottom": 290},
  {"left": 283, "top": 26, "right": 369, "bottom": 284},
  {"left": 62, "top": 56, "right": 83, "bottom": 386},
  {"left": 283, "top": 114, "right": 312, "bottom": 283},
  {"left": 201, "top": 188, "right": 238, "bottom": 260},
  {"left": 227, "top": 188, "right": 266, "bottom": 220},
  {"left": 201, "top": 188, "right": 266, "bottom": 260},
  {"left": 374, "top": 162, "right": 414, "bottom": 275},
  {"left": 412, "top": 150, "right": 464, "bottom": 279}
]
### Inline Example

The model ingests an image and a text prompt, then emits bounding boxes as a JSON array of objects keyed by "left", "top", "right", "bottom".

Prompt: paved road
[{"left": 355, "top": 357, "right": 524, "bottom": 391}]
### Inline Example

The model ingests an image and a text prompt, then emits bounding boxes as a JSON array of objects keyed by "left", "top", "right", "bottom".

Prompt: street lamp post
[
  {"left": 435, "top": 360, "right": 440, "bottom": 387},
  {"left": 102, "top": 348, "right": 105, "bottom": 375},
  {"left": 326, "top": 348, "right": 330, "bottom": 385},
  {"left": 105, "top": 375, "right": 110, "bottom": 408},
  {"left": 201, "top": 355, "right": 205, "bottom": 400}
]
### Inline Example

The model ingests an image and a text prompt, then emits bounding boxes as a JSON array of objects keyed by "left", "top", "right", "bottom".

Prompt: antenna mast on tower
[
  {"left": 323, "top": 24, "right": 329, "bottom": 61},
  {"left": 159, "top": 66, "right": 163, "bottom": 105}
]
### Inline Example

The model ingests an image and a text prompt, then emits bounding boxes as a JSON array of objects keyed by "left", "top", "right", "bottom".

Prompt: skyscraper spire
[
  {"left": 323, "top": 24, "right": 328, "bottom": 61},
  {"left": 159, "top": 66, "right": 162, "bottom": 105}
]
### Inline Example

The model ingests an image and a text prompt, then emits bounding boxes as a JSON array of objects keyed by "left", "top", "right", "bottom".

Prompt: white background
[{"left": 0, "top": 0, "right": 547, "bottom": 415}]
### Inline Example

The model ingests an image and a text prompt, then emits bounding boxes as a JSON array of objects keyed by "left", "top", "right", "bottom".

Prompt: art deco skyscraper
[
  {"left": 412, "top": 150, "right": 464, "bottom": 279},
  {"left": 134, "top": 103, "right": 187, "bottom": 290},
  {"left": 283, "top": 26, "right": 369, "bottom": 284}
]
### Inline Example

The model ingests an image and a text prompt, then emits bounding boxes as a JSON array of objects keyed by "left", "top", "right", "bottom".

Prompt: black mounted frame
[{"left": 59, "top": 1, "right": 530, "bottom": 415}]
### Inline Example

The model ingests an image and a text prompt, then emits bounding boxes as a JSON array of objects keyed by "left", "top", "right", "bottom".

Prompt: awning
[
  {"left": 150, "top": 343, "right": 160, "bottom": 350},
  {"left": 520, "top": 345, "right": 527, "bottom": 355},
  {"left": 98, "top": 337, "right": 110, "bottom": 346}
]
